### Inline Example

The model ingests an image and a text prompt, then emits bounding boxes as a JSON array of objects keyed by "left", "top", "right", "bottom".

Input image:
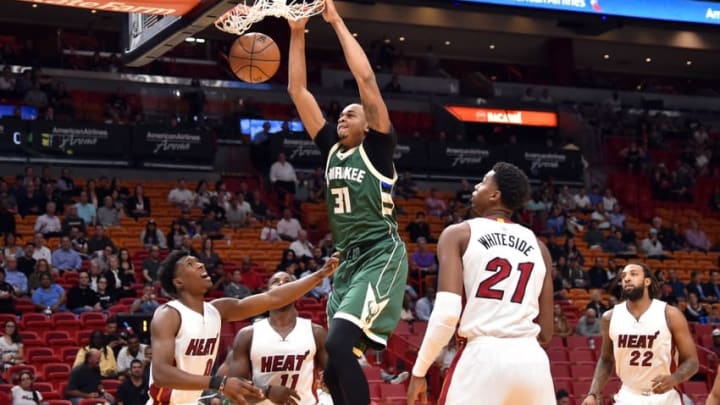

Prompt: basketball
[{"left": 228, "top": 32, "right": 281, "bottom": 84}]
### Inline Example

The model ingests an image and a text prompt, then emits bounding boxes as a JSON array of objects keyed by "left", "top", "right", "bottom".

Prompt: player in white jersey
[
  {"left": 149, "top": 250, "right": 339, "bottom": 405},
  {"left": 582, "top": 263, "right": 698, "bottom": 405},
  {"left": 407, "top": 162, "right": 555, "bottom": 405},
  {"left": 706, "top": 366, "right": 720, "bottom": 405},
  {"left": 218, "top": 271, "right": 327, "bottom": 405}
]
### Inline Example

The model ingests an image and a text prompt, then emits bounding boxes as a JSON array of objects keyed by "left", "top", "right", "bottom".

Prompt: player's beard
[{"left": 621, "top": 284, "right": 645, "bottom": 301}]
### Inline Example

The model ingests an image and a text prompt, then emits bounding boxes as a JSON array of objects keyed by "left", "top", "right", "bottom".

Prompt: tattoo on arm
[
  {"left": 672, "top": 358, "right": 699, "bottom": 383},
  {"left": 589, "top": 357, "right": 614, "bottom": 395}
]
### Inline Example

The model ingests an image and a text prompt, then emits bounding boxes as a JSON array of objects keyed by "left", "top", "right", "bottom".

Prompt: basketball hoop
[{"left": 215, "top": 0, "right": 325, "bottom": 36}]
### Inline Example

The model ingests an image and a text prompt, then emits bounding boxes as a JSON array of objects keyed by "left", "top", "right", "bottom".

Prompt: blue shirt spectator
[
  {"left": 4, "top": 256, "right": 28, "bottom": 296},
  {"left": 588, "top": 186, "right": 603, "bottom": 206},
  {"left": 75, "top": 192, "right": 96, "bottom": 225},
  {"left": 51, "top": 237, "right": 83, "bottom": 273},
  {"left": 31, "top": 273, "right": 66, "bottom": 312}
]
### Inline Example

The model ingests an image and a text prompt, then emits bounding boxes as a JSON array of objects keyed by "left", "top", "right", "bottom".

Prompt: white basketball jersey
[
  {"left": 148, "top": 300, "right": 222, "bottom": 405},
  {"left": 458, "top": 218, "right": 546, "bottom": 340},
  {"left": 250, "top": 317, "right": 317, "bottom": 405},
  {"left": 609, "top": 299, "right": 676, "bottom": 393}
]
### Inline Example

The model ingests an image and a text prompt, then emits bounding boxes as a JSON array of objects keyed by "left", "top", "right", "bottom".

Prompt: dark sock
[{"left": 324, "top": 319, "right": 371, "bottom": 405}]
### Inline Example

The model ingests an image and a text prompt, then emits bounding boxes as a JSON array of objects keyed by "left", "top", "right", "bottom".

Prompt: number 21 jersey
[
  {"left": 609, "top": 299, "right": 675, "bottom": 393},
  {"left": 459, "top": 218, "right": 546, "bottom": 340}
]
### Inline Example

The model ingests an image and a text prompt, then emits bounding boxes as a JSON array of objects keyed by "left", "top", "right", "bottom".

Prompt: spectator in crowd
[
  {"left": 553, "top": 266, "right": 570, "bottom": 300},
  {"left": 3, "top": 233, "right": 22, "bottom": 259},
  {"left": 126, "top": 184, "right": 151, "bottom": 219},
  {"left": 224, "top": 269, "right": 251, "bottom": 299},
  {"left": 276, "top": 209, "right": 302, "bottom": 241},
  {"left": 202, "top": 195, "right": 226, "bottom": 222},
  {"left": 602, "top": 189, "right": 617, "bottom": 212},
  {"left": 587, "top": 257, "right": 611, "bottom": 290},
  {"left": 27, "top": 259, "right": 51, "bottom": 292},
  {"left": 194, "top": 180, "right": 212, "bottom": 209},
  {"left": 32, "top": 272, "right": 66, "bottom": 313},
  {"left": 545, "top": 205, "right": 565, "bottom": 236},
  {"left": 130, "top": 284, "right": 160, "bottom": 315},
  {"left": 17, "top": 183, "right": 43, "bottom": 218},
  {"left": 225, "top": 193, "right": 253, "bottom": 229},
  {"left": 586, "top": 289, "right": 608, "bottom": 316},
  {"left": 62, "top": 205, "right": 86, "bottom": 236},
  {"left": 87, "top": 225, "right": 115, "bottom": 255},
  {"left": 73, "top": 330, "right": 118, "bottom": 378},
  {"left": 406, "top": 211, "right": 434, "bottom": 243},
  {"left": 553, "top": 304, "right": 572, "bottom": 337},
  {"left": 17, "top": 243, "right": 35, "bottom": 277},
  {"left": 556, "top": 389, "right": 570, "bottom": 405},
  {"left": 584, "top": 221, "right": 604, "bottom": 249},
  {"left": 141, "top": 245, "right": 162, "bottom": 285},
  {"left": 104, "top": 255, "right": 136, "bottom": 300},
  {"left": 118, "top": 248, "right": 134, "bottom": 275},
  {"left": 575, "top": 308, "right": 601, "bottom": 336},
  {"left": 400, "top": 291, "right": 415, "bottom": 322},
  {"left": 51, "top": 236, "right": 82, "bottom": 273},
  {"left": 667, "top": 269, "right": 687, "bottom": 300},
  {"left": 166, "top": 220, "right": 188, "bottom": 250},
  {"left": 11, "top": 370, "right": 43, "bottom": 405},
  {"left": 640, "top": 228, "right": 669, "bottom": 259},
  {"left": 56, "top": 167, "right": 76, "bottom": 197},
  {"left": 0, "top": 269, "right": 16, "bottom": 314},
  {"left": 66, "top": 271, "right": 101, "bottom": 314},
  {"left": 66, "top": 348, "right": 115, "bottom": 404},
  {"left": 0, "top": 320, "right": 24, "bottom": 365},
  {"left": 167, "top": 179, "right": 195, "bottom": 210},
  {"left": 563, "top": 238, "right": 584, "bottom": 265},
  {"left": 259, "top": 218, "right": 281, "bottom": 242},
  {"left": 566, "top": 257, "right": 588, "bottom": 289},
  {"left": 411, "top": 237, "right": 437, "bottom": 281},
  {"left": 94, "top": 245, "right": 115, "bottom": 273},
  {"left": 521, "top": 87, "right": 536, "bottom": 102},
  {"left": 269, "top": 152, "right": 298, "bottom": 205},
  {"left": 23, "top": 81, "right": 48, "bottom": 110},
  {"left": 573, "top": 188, "right": 592, "bottom": 212},
  {"left": 424, "top": 189, "right": 447, "bottom": 217},
  {"left": 687, "top": 271, "right": 709, "bottom": 303},
  {"left": 32, "top": 233, "right": 52, "bottom": 265},
  {"left": 608, "top": 204, "right": 626, "bottom": 229},
  {"left": 5, "top": 255, "right": 27, "bottom": 297},
  {"left": 705, "top": 270, "right": 720, "bottom": 303},
  {"left": 199, "top": 210, "right": 224, "bottom": 240},
  {"left": 96, "top": 196, "right": 120, "bottom": 227},
  {"left": 396, "top": 171, "right": 418, "bottom": 199},
  {"left": 685, "top": 218, "right": 712, "bottom": 252},
  {"left": 710, "top": 329, "right": 720, "bottom": 358},
  {"left": 116, "top": 359, "right": 148, "bottom": 405},
  {"left": 289, "top": 229, "right": 313, "bottom": 259},
  {"left": 116, "top": 334, "right": 147, "bottom": 375},
  {"left": 309, "top": 167, "right": 326, "bottom": 203},
  {"left": 198, "top": 238, "right": 222, "bottom": 278},
  {"left": 590, "top": 202, "right": 611, "bottom": 229},
  {"left": 415, "top": 287, "right": 435, "bottom": 321},
  {"left": 103, "top": 318, "right": 127, "bottom": 357},
  {"left": 139, "top": 219, "right": 166, "bottom": 250},
  {"left": 96, "top": 277, "right": 114, "bottom": 311},
  {"left": 301, "top": 259, "right": 331, "bottom": 300},
  {"left": 684, "top": 292, "right": 708, "bottom": 323},
  {"left": 0, "top": 200, "right": 16, "bottom": 236},
  {"left": 179, "top": 235, "right": 199, "bottom": 258},
  {"left": 74, "top": 191, "right": 96, "bottom": 226},
  {"left": 40, "top": 182, "right": 63, "bottom": 214}
]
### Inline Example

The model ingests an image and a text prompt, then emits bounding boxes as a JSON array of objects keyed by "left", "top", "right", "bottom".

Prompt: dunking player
[
  {"left": 406, "top": 162, "right": 556, "bottom": 405},
  {"left": 581, "top": 263, "right": 698, "bottom": 405},
  {"left": 287, "top": 1, "right": 408, "bottom": 404},
  {"left": 218, "top": 271, "right": 327, "bottom": 405},
  {"left": 149, "top": 251, "right": 339, "bottom": 405}
]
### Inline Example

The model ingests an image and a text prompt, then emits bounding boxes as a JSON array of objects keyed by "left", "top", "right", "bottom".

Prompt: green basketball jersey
[{"left": 325, "top": 142, "right": 399, "bottom": 251}]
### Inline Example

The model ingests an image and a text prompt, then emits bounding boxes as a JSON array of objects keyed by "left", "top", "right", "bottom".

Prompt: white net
[{"left": 215, "top": 0, "right": 325, "bottom": 36}]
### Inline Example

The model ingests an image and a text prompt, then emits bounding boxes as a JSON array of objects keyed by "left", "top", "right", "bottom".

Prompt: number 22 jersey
[
  {"left": 609, "top": 299, "right": 676, "bottom": 393},
  {"left": 459, "top": 217, "right": 546, "bottom": 340}
]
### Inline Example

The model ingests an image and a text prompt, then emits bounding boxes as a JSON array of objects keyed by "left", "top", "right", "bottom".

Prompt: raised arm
[
  {"left": 536, "top": 240, "right": 555, "bottom": 345},
  {"left": 287, "top": 18, "right": 326, "bottom": 138},
  {"left": 582, "top": 310, "right": 615, "bottom": 405},
  {"left": 212, "top": 253, "right": 339, "bottom": 322},
  {"left": 323, "top": 0, "right": 391, "bottom": 134}
]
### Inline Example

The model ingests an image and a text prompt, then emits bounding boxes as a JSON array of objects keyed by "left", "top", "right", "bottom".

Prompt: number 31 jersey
[
  {"left": 609, "top": 299, "right": 676, "bottom": 393},
  {"left": 459, "top": 217, "right": 546, "bottom": 340}
]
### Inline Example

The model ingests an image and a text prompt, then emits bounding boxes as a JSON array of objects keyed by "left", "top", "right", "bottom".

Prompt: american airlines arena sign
[{"left": 18, "top": 0, "right": 196, "bottom": 15}]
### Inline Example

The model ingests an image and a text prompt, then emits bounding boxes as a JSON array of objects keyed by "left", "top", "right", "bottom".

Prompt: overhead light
[
  {"left": 489, "top": 44, "right": 495, "bottom": 50},
  {"left": 603, "top": 54, "right": 610, "bottom": 59},
  {"left": 185, "top": 37, "right": 196, "bottom": 43},
  {"left": 195, "top": 38, "right": 206, "bottom": 43},
  {"left": 32, "top": 3, "right": 37, "bottom": 7},
  {"left": 636, "top": 85, "right": 642, "bottom": 90},
  {"left": 91, "top": 9, "right": 97, "bottom": 13},
  {"left": 444, "top": 40, "right": 451, "bottom": 46},
  {"left": 645, "top": 57, "right": 652, "bottom": 63},
  {"left": 352, "top": 33, "right": 358, "bottom": 37},
  {"left": 384, "top": 38, "right": 391, "bottom": 44},
  {"left": 686, "top": 60, "right": 693, "bottom": 66},
  {"left": 399, "top": 36, "right": 405, "bottom": 42},
  {"left": 304, "top": 29, "right": 309, "bottom": 34}
]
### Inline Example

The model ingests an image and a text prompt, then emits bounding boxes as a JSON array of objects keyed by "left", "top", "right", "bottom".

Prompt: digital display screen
[
  {"left": 0, "top": 105, "right": 38, "bottom": 120},
  {"left": 240, "top": 119, "right": 305, "bottom": 142},
  {"left": 456, "top": 0, "right": 720, "bottom": 25}
]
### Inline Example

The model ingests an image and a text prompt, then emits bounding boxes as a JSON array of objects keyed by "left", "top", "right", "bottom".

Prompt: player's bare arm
[
  {"left": 582, "top": 310, "right": 615, "bottom": 405},
  {"left": 313, "top": 323, "right": 329, "bottom": 371},
  {"left": 213, "top": 253, "right": 339, "bottom": 322},
  {"left": 407, "top": 223, "right": 467, "bottom": 404},
  {"left": 536, "top": 240, "right": 555, "bottom": 345},
  {"left": 322, "top": 0, "right": 391, "bottom": 134},
  {"left": 650, "top": 305, "right": 698, "bottom": 394},
  {"left": 150, "top": 306, "right": 262, "bottom": 404},
  {"left": 706, "top": 366, "right": 720, "bottom": 405},
  {"left": 287, "top": 17, "right": 325, "bottom": 138}
]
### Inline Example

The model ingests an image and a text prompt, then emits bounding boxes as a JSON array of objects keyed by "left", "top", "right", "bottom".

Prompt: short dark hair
[
  {"left": 629, "top": 262, "right": 660, "bottom": 299},
  {"left": 556, "top": 389, "right": 569, "bottom": 400},
  {"left": 130, "top": 359, "right": 143, "bottom": 368},
  {"left": 158, "top": 250, "right": 191, "bottom": 297},
  {"left": 491, "top": 162, "right": 530, "bottom": 211}
]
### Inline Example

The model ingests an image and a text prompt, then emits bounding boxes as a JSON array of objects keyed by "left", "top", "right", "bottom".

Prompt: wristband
[{"left": 209, "top": 375, "right": 227, "bottom": 391}]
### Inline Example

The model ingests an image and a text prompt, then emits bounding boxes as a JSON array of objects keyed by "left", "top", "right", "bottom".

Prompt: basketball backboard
[{"left": 123, "top": 0, "right": 240, "bottom": 67}]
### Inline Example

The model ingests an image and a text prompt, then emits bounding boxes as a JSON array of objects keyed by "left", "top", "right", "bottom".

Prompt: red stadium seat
[
  {"left": 0, "top": 313, "right": 16, "bottom": 325},
  {"left": 80, "top": 312, "right": 107, "bottom": 328},
  {"left": 26, "top": 347, "right": 54, "bottom": 361},
  {"left": 568, "top": 348, "right": 596, "bottom": 362},
  {"left": 379, "top": 383, "right": 406, "bottom": 401},
  {"left": 570, "top": 363, "right": 595, "bottom": 378},
  {"left": 77, "top": 399, "right": 107, "bottom": 405},
  {"left": 571, "top": 380, "right": 592, "bottom": 397},
  {"left": 46, "top": 401, "right": 73, "bottom": 405},
  {"left": 547, "top": 348, "right": 569, "bottom": 362},
  {"left": 102, "top": 379, "right": 121, "bottom": 395},
  {"left": 51, "top": 313, "right": 82, "bottom": 329},
  {"left": 550, "top": 363, "right": 571, "bottom": 379},
  {"left": 682, "top": 381, "right": 708, "bottom": 397}
]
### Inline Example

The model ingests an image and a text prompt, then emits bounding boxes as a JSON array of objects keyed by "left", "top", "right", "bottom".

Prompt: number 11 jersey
[
  {"left": 609, "top": 299, "right": 676, "bottom": 394},
  {"left": 459, "top": 217, "right": 546, "bottom": 340}
]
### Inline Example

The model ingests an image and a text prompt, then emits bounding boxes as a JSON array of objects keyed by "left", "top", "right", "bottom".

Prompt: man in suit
[
  {"left": 687, "top": 271, "right": 710, "bottom": 303},
  {"left": 705, "top": 270, "right": 720, "bottom": 303}
]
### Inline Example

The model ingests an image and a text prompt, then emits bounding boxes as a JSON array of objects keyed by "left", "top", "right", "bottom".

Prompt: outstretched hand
[
  {"left": 322, "top": 0, "right": 341, "bottom": 23},
  {"left": 287, "top": 16, "right": 309, "bottom": 30}
]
